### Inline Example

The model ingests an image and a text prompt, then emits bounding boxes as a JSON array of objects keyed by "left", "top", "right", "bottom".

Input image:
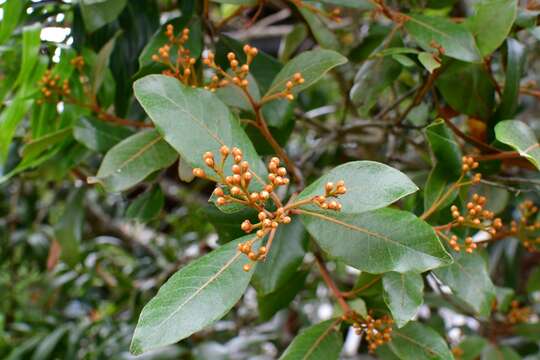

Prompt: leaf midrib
[
  {"left": 394, "top": 331, "right": 447, "bottom": 359},
  {"left": 152, "top": 251, "right": 242, "bottom": 329},
  {"left": 116, "top": 134, "right": 163, "bottom": 173},
  {"left": 299, "top": 209, "right": 442, "bottom": 261},
  {"left": 302, "top": 320, "right": 339, "bottom": 360}
]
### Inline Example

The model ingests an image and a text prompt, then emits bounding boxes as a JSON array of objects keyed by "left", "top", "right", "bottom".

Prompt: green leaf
[
  {"left": 299, "top": 207, "right": 452, "bottom": 273},
  {"left": 433, "top": 251, "right": 496, "bottom": 316},
  {"left": 92, "top": 31, "right": 121, "bottom": 94},
  {"left": 466, "top": 0, "right": 517, "bottom": 57},
  {"left": 89, "top": 129, "right": 178, "bottom": 192},
  {"left": 130, "top": 236, "right": 256, "bottom": 355},
  {"left": 258, "top": 271, "right": 308, "bottom": 321},
  {"left": 15, "top": 24, "right": 41, "bottom": 87},
  {"left": 252, "top": 219, "right": 307, "bottom": 295},
  {"left": 455, "top": 336, "right": 488, "bottom": 360},
  {"left": 495, "top": 120, "right": 540, "bottom": 170},
  {"left": 387, "top": 322, "right": 454, "bottom": 360},
  {"left": 418, "top": 52, "right": 441, "bottom": 73},
  {"left": 435, "top": 61, "right": 495, "bottom": 119},
  {"left": 382, "top": 272, "right": 424, "bottom": 328},
  {"left": 80, "top": 0, "right": 128, "bottom": 33},
  {"left": 265, "top": 49, "right": 347, "bottom": 99},
  {"left": 492, "top": 39, "right": 526, "bottom": 125},
  {"left": 134, "top": 75, "right": 266, "bottom": 179},
  {"left": 31, "top": 325, "right": 69, "bottom": 360},
  {"left": 73, "top": 117, "right": 133, "bottom": 153},
  {"left": 424, "top": 120, "right": 462, "bottom": 211},
  {"left": 297, "top": 161, "right": 418, "bottom": 214},
  {"left": 54, "top": 189, "right": 85, "bottom": 267},
  {"left": 295, "top": 5, "right": 339, "bottom": 50},
  {"left": 527, "top": 266, "right": 540, "bottom": 293},
  {"left": 481, "top": 345, "right": 521, "bottom": 360},
  {"left": 350, "top": 57, "right": 401, "bottom": 110},
  {"left": 126, "top": 185, "right": 165, "bottom": 223},
  {"left": 0, "top": 0, "right": 26, "bottom": 45},
  {"left": 279, "top": 319, "right": 343, "bottom": 360},
  {"left": 404, "top": 14, "right": 481, "bottom": 63},
  {"left": 21, "top": 127, "right": 73, "bottom": 160},
  {"left": 279, "top": 24, "right": 308, "bottom": 62},
  {"left": 318, "top": 0, "right": 372, "bottom": 8}
]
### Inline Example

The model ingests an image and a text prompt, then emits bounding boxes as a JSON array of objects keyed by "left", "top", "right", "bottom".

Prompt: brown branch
[
  {"left": 473, "top": 151, "right": 521, "bottom": 161},
  {"left": 440, "top": 116, "right": 500, "bottom": 153},
  {"left": 314, "top": 251, "right": 352, "bottom": 315}
]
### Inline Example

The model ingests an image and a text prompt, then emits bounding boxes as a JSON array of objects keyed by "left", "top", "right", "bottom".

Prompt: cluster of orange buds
[
  {"left": 311, "top": 181, "right": 346, "bottom": 211},
  {"left": 203, "top": 44, "right": 259, "bottom": 92},
  {"left": 429, "top": 39, "right": 446, "bottom": 61},
  {"left": 511, "top": 200, "right": 540, "bottom": 252},
  {"left": 461, "top": 156, "right": 482, "bottom": 183},
  {"left": 237, "top": 240, "right": 267, "bottom": 272},
  {"left": 506, "top": 300, "right": 532, "bottom": 324},
  {"left": 70, "top": 55, "right": 84, "bottom": 71},
  {"left": 37, "top": 70, "right": 71, "bottom": 104},
  {"left": 351, "top": 313, "right": 393, "bottom": 353},
  {"left": 447, "top": 194, "right": 503, "bottom": 252},
  {"left": 152, "top": 25, "right": 196, "bottom": 84}
]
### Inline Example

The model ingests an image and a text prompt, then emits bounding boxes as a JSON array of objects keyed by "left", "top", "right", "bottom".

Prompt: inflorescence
[
  {"left": 510, "top": 200, "right": 540, "bottom": 252},
  {"left": 344, "top": 312, "right": 393, "bottom": 353},
  {"left": 192, "top": 146, "right": 347, "bottom": 271},
  {"left": 152, "top": 25, "right": 197, "bottom": 84}
]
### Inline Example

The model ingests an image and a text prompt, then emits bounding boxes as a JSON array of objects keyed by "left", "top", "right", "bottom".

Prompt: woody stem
[{"left": 314, "top": 251, "right": 351, "bottom": 315}]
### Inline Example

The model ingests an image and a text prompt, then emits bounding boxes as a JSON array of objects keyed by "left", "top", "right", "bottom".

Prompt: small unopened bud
[{"left": 193, "top": 168, "right": 205, "bottom": 178}]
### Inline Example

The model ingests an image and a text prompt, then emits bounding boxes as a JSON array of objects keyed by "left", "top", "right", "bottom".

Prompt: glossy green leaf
[
  {"left": 73, "top": 117, "right": 133, "bottom": 153},
  {"left": 130, "top": 236, "right": 256, "bottom": 355},
  {"left": 89, "top": 129, "right": 177, "bottom": 192},
  {"left": 492, "top": 39, "right": 526, "bottom": 125},
  {"left": 252, "top": 219, "right": 307, "bottom": 295},
  {"left": 279, "top": 319, "right": 343, "bottom": 360},
  {"left": 382, "top": 272, "right": 424, "bottom": 328},
  {"left": 433, "top": 251, "right": 496, "bottom": 316},
  {"left": 435, "top": 61, "right": 495, "bottom": 119},
  {"left": 467, "top": 0, "right": 517, "bottom": 56},
  {"left": 319, "top": 0, "right": 372, "bottom": 8},
  {"left": 134, "top": 75, "right": 266, "bottom": 178},
  {"left": 265, "top": 49, "right": 347, "bottom": 98},
  {"left": 126, "top": 185, "right": 165, "bottom": 223},
  {"left": 392, "top": 54, "right": 415, "bottom": 67},
  {"left": 495, "top": 120, "right": 540, "bottom": 170},
  {"left": 404, "top": 14, "right": 481, "bottom": 63},
  {"left": 299, "top": 207, "right": 452, "bottom": 273},
  {"left": 424, "top": 120, "right": 462, "bottom": 211},
  {"left": 80, "top": 0, "right": 128, "bottom": 32},
  {"left": 387, "top": 322, "right": 453, "bottom": 360},
  {"left": 15, "top": 24, "right": 41, "bottom": 87},
  {"left": 418, "top": 52, "right": 441, "bottom": 73},
  {"left": 297, "top": 161, "right": 418, "bottom": 215},
  {"left": 54, "top": 189, "right": 85, "bottom": 267},
  {"left": 0, "top": 0, "right": 26, "bottom": 45}
]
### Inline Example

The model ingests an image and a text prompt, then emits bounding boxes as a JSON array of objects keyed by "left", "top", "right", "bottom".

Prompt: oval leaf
[
  {"left": 495, "top": 120, "right": 540, "bottom": 170},
  {"left": 130, "top": 236, "right": 256, "bottom": 355},
  {"left": 382, "top": 272, "right": 424, "bottom": 328},
  {"left": 89, "top": 129, "right": 177, "bottom": 192},
  {"left": 404, "top": 14, "right": 481, "bottom": 63},
  {"left": 297, "top": 161, "right": 418, "bottom": 215},
  {"left": 433, "top": 251, "right": 496, "bottom": 316},
  {"left": 466, "top": 0, "right": 517, "bottom": 56},
  {"left": 279, "top": 319, "right": 343, "bottom": 360},
  {"left": 134, "top": 75, "right": 266, "bottom": 178},
  {"left": 265, "top": 49, "right": 347, "bottom": 98},
  {"left": 299, "top": 207, "right": 452, "bottom": 273},
  {"left": 387, "top": 322, "right": 454, "bottom": 360}
]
